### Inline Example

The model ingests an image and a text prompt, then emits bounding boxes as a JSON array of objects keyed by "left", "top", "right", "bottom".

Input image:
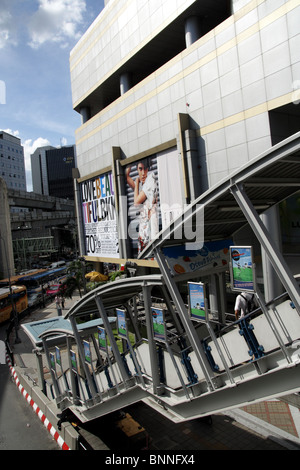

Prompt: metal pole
[
  {"left": 66, "top": 335, "right": 80, "bottom": 405},
  {"left": 142, "top": 284, "right": 162, "bottom": 395},
  {"left": 34, "top": 349, "right": 46, "bottom": 393},
  {"left": 42, "top": 338, "right": 61, "bottom": 399},
  {"left": 231, "top": 183, "right": 300, "bottom": 313},
  {"left": 154, "top": 247, "right": 215, "bottom": 391},
  {"left": 94, "top": 295, "right": 130, "bottom": 383},
  {"left": 69, "top": 316, "right": 98, "bottom": 398}
]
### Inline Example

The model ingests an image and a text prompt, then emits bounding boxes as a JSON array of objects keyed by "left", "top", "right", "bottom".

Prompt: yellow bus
[{"left": 0, "top": 285, "right": 28, "bottom": 324}]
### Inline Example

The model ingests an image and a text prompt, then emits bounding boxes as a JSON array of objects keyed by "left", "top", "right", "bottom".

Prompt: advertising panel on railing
[
  {"left": 80, "top": 171, "right": 120, "bottom": 258},
  {"left": 117, "top": 308, "right": 127, "bottom": 339},
  {"left": 83, "top": 340, "right": 92, "bottom": 365},
  {"left": 188, "top": 282, "right": 207, "bottom": 322},
  {"left": 55, "top": 346, "right": 62, "bottom": 367},
  {"left": 70, "top": 350, "right": 78, "bottom": 373},
  {"left": 151, "top": 307, "right": 166, "bottom": 342},
  {"left": 98, "top": 326, "right": 107, "bottom": 353},
  {"left": 230, "top": 246, "right": 255, "bottom": 292}
]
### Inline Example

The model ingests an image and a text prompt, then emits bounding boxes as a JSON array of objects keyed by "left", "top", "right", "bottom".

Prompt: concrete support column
[
  {"left": 184, "top": 129, "right": 201, "bottom": 200},
  {"left": 80, "top": 106, "right": 91, "bottom": 124},
  {"left": 185, "top": 16, "right": 201, "bottom": 48},
  {"left": 260, "top": 206, "right": 284, "bottom": 302},
  {"left": 0, "top": 177, "right": 15, "bottom": 278},
  {"left": 73, "top": 172, "right": 86, "bottom": 257},
  {"left": 120, "top": 72, "right": 131, "bottom": 95}
]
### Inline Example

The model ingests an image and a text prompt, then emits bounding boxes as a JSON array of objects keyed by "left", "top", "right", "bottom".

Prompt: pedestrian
[
  {"left": 55, "top": 295, "right": 62, "bottom": 316},
  {"left": 234, "top": 291, "right": 257, "bottom": 321},
  {"left": 60, "top": 295, "right": 65, "bottom": 309}
]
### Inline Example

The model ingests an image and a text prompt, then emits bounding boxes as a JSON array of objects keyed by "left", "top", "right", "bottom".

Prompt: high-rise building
[
  {"left": 31, "top": 145, "right": 76, "bottom": 199},
  {"left": 0, "top": 131, "right": 26, "bottom": 191},
  {"left": 70, "top": 0, "right": 300, "bottom": 273}
]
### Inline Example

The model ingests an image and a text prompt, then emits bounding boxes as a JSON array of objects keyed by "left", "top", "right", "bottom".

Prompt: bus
[
  {"left": 0, "top": 269, "right": 47, "bottom": 288},
  {"left": 17, "top": 267, "right": 68, "bottom": 296},
  {"left": 0, "top": 285, "right": 28, "bottom": 324}
]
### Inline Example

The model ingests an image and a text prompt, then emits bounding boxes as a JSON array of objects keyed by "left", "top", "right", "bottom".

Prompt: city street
[
  {"left": 0, "top": 361, "right": 59, "bottom": 450},
  {"left": 0, "top": 320, "right": 61, "bottom": 450}
]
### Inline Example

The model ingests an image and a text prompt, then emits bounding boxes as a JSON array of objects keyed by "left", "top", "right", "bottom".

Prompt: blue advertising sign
[
  {"left": 117, "top": 308, "right": 127, "bottom": 339},
  {"left": 83, "top": 340, "right": 92, "bottom": 365},
  {"left": 151, "top": 307, "right": 166, "bottom": 342},
  {"left": 188, "top": 282, "right": 207, "bottom": 322},
  {"left": 230, "top": 246, "right": 255, "bottom": 292},
  {"left": 98, "top": 326, "right": 107, "bottom": 352}
]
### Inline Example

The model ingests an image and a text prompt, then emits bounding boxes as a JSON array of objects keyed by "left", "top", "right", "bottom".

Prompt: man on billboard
[{"left": 126, "top": 158, "right": 159, "bottom": 254}]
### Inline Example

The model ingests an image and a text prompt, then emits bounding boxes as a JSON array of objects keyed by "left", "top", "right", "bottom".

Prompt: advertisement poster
[
  {"left": 151, "top": 307, "right": 166, "bottom": 342},
  {"left": 188, "top": 282, "right": 207, "bottom": 322},
  {"left": 98, "top": 326, "right": 107, "bottom": 352},
  {"left": 70, "top": 350, "right": 77, "bottom": 373},
  {"left": 230, "top": 246, "right": 255, "bottom": 292},
  {"left": 50, "top": 352, "right": 56, "bottom": 372},
  {"left": 117, "top": 308, "right": 127, "bottom": 339},
  {"left": 125, "top": 148, "right": 183, "bottom": 257},
  {"left": 83, "top": 340, "right": 92, "bottom": 365},
  {"left": 162, "top": 239, "right": 232, "bottom": 276},
  {"left": 80, "top": 171, "right": 120, "bottom": 258},
  {"left": 55, "top": 346, "right": 61, "bottom": 367}
]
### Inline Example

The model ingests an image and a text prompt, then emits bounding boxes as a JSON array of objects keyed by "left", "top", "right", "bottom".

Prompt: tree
[{"left": 66, "top": 259, "right": 92, "bottom": 297}]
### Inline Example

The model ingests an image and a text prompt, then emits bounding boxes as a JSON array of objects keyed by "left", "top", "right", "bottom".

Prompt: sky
[{"left": 0, "top": 0, "right": 105, "bottom": 191}]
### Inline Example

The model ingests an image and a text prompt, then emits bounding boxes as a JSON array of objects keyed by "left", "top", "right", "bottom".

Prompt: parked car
[{"left": 46, "top": 283, "right": 66, "bottom": 297}]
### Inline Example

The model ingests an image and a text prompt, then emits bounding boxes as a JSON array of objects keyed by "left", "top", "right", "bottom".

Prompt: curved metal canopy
[
  {"left": 139, "top": 132, "right": 300, "bottom": 258},
  {"left": 65, "top": 274, "right": 164, "bottom": 319}
]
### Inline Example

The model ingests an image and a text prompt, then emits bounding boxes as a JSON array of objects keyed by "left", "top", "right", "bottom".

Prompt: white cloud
[
  {"left": 0, "top": 1, "right": 18, "bottom": 49},
  {"left": 28, "top": 0, "right": 87, "bottom": 49},
  {"left": 2, "top": 128, "right": 20, "bottom": 138},
  {"left": 60, "top": 137, "right": 68, "bottom": 146}
]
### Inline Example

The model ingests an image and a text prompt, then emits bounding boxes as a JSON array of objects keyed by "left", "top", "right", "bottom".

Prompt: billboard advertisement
[
  {"left": 80, "top": 172, "right": 120, "bottom": 258},
  {"left": 125, "top": 147, "right": 183, "bottom": 257},
  {"left": 230, "top": 246, "right": 255, "bottom": 292},
  {"left": 98, "top": 326, "right": 107, "bottom": 353},
  {"left": 151, "top": 307, "right": 166, "bottom": 342},
  {"left": 188, "top": 282, "right": 207, "bottom": 322},
  {"left": 117, "top": 308, "right": 127, "bottom": 339},
  {"left": 162, "top": 239, "right": 232, "bottom": 276}
]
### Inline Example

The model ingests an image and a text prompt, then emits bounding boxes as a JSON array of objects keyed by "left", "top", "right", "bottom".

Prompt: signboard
[
  {"left": 162, "top": 239, "right": 232, "bottom": 276},
  {"left": 117, "top": 308, "right": 127, "bottom": 339},
  {"left": 230, "top": 246, "right": 255, "bottom": 292},
  {"left": 83, "top": 340, "right": 92, "bottom": 365},
  {"left": 80, "top": 172, "right": 120, "bottom": 258},
  {"left": 98, "top": 326, "right": 107, "bottom": 353},
  {"left": 55, "top": 346, "right": 61, "bottom": 367},
  {"left": 70, "top": 350, "right": 78, "bottom": 373},
  {"left": 151, "top": 307, "right": 166, "bottom": 342},
  {"left": 50, "top": 352, "right": 56, "bottom": 372},
  {"left": 125, "top": 148, "right": 183, "bottom": 257},
  {"left": 188, "top": 282, "right": 207, "bottom": 322}
]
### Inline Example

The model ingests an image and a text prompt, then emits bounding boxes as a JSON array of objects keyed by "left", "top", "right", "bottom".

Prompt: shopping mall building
[{"left": 70, "top": 0, "right": 300, "bottom": 289}]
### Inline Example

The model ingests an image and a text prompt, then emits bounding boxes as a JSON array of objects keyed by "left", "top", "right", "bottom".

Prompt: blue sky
[{"left": 0, "top": 0, "right": 105, "bottom": 190}]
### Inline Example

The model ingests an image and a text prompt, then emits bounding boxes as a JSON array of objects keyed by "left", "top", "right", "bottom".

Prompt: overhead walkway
[{"left": 21, "top": 133, "right": 300, "bottom": 424}]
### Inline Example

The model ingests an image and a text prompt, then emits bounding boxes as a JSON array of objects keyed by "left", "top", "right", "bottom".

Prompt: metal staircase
[{"left": 36, "top": 275, "right": 300, "bottom": 424}]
